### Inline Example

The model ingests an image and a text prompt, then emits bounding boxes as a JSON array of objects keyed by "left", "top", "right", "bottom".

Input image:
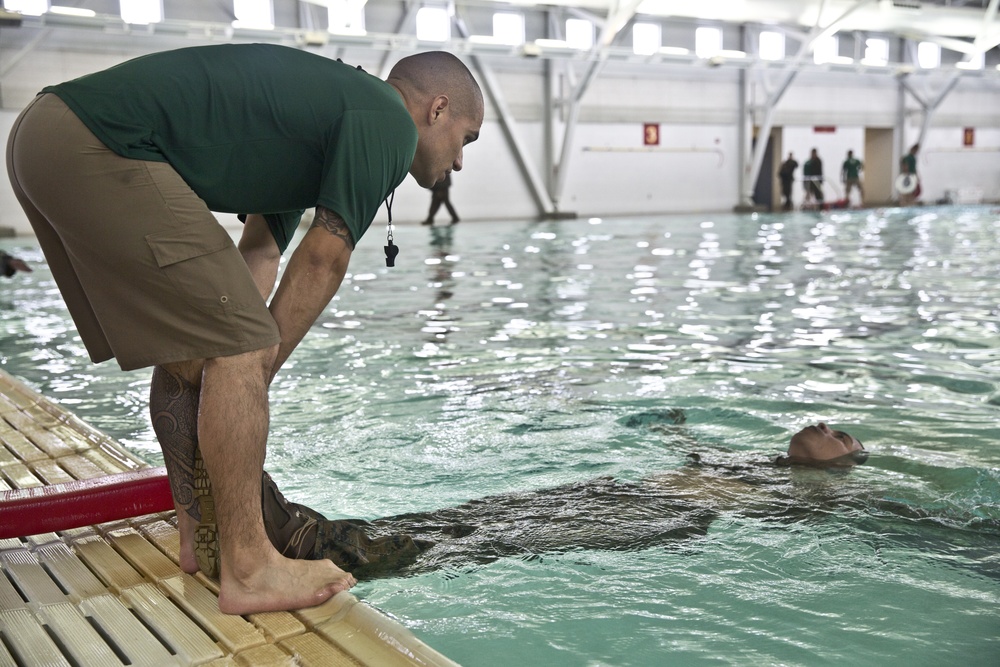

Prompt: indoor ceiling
[
  {"left": 457, "top": 0, "right": 999, "bottom": 43},
  {"left": 4, "top": 0, "right": 997, "bottom": 64}
]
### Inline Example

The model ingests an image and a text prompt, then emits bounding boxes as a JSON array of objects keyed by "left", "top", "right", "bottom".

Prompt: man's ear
[{"left": 428, "top": 94, "right": 450, "bottom": 124}]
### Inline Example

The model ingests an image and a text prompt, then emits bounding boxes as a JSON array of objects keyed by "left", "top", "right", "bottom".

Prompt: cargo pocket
[{"left": 145, "top": 224, "right": 255, "bottom": 317}]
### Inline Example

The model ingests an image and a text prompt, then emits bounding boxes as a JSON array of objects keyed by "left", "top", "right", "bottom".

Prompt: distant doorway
[{"left": 864, "top": 128, "right": 894, "bottom": 205}]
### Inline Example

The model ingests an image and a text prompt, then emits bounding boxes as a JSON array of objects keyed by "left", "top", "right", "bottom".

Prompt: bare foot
[
  {"left": 217, "top": 553, "right": 356, "bottom": 615},
  {"left": 175, "top": 510, "right": 200, "bottom": 574}
]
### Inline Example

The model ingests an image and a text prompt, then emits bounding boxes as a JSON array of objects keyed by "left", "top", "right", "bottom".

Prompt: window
[
  {"left": 416, "top": 6, "right": 449, "bottom": 42},
  {"left": 759, "top": 30, "right": 784, "bottom": 61},
  {"left": 917, "top": 41, "right": 940, "bottom": 69},
  {"left": 233, "top": 0, "right": 272, "bottom": 30},
  {"left": 4, "top": 0, "right": 48, "bottom": 15},
  {"left": 632, "top": 22, "right": 660, "bottom": 56},
  {"left": 863, "top": 37, "right": 888, "bottom": 66},
  {"left": 566, "top": 18, "right": 593, "bottom": 50},
  {"left": 493, "top": 12, "right": 524, "bottom": 46},
  {"left": 695, "top": 26, "right": 722, "bottom": 58},
  {"left": 328, "top": 0, "right": 366, "bottom": 35},
  {"left": 119, "top": 0, "right": 162, "bottom": 24},
  {"left": 813, "top": 34, "right": 838, "bottom": 64}
]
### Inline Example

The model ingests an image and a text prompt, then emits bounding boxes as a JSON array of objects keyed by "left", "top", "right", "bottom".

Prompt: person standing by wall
[
  {"left": 422, "top": 172, "right": 460, "bottom": 226},
  {"left": 841, "top": 150, "right": 864, "bottom": 208},
  {"left": 802, "top": 148, "right": 824, "bottom": 209},
  {"left": 778, "top": 152, "right": 798, "bottom": 211},
  {"left": 897, "top": 143, "right": 921, "bottom": 206}
]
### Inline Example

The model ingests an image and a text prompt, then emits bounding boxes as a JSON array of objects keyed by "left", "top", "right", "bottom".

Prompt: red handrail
[{"left": 0, "top": 467, "right": 173, "bottom": 539}]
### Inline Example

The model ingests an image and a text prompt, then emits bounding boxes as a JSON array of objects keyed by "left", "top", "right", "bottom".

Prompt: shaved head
[
  {"left": 387, "top": 51, "right": 484, "bottom": 188},
  {"left": 387, "top": 51, "right": 483, "bottom": 121}
]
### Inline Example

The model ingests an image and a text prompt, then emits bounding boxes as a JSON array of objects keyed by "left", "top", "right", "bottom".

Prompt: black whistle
[{"left": 384, "top": 241, "right": 399, "bottom": 267}]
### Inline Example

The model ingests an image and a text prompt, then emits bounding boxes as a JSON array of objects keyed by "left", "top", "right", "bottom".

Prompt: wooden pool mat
[{"left": 0, "top": 369, "right": 458, "bottom": 667}]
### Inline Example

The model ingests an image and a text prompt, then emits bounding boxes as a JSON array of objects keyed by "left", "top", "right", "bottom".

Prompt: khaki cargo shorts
[{"left": 6, "top": 94, "right": 280, "bottom": 371}]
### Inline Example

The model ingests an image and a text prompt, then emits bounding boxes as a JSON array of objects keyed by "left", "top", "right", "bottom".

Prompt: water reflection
[{"left": 2, "top": 211, "right": 999, "bottom": 664}]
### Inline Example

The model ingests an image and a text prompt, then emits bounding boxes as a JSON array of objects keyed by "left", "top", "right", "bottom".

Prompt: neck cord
[{"left": 384, "top": 190, "right": 398, "bottom": 267}]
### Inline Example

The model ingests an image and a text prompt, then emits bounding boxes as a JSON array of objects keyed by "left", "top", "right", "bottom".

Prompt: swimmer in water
[{"left": 247, "top": 421, "right": 869, "bottom": 578}]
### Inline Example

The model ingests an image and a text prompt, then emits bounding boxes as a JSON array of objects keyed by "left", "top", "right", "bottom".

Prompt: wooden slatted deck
[{"left": 0, "top": 368, "right": 459, "bottom": 667}]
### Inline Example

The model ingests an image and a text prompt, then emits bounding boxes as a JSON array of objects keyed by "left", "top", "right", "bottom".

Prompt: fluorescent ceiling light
[
  {"left": 49, "top": 6, "right": 96, "bottom": 17},
  {"left": 534, "top": 38, "right": 571, "bottom": 49},
  {"left": 658, "top": 46, "right": 690, "bottom": 56}
]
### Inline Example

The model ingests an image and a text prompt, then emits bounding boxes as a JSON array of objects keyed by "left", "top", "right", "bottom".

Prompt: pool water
[{"left": 1, "top": 207, "right": 998, "bottom": 666}]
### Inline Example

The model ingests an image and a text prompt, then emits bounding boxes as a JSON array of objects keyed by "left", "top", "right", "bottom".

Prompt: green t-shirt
[
  {"left": 902, "top": 153, "right": 917, "bottom": 175},
  {"left": 44, "top": 43, "right": 417, "bottom": 252},
  {"left": 803, "top": 157, "right": 822, "bottom": 178},
  {"left": 842, "top": 157, "right": 862, "bottom": 180}
]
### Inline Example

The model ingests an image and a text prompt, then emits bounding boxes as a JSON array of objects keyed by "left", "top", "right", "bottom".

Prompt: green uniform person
[{"left": 841, "top": 150, "right": 864, "bottom": 207}]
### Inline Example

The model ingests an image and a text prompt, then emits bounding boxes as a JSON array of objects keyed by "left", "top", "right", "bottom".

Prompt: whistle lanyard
[{"left": 383, "top": 190, "right": 398, "bottom": 267}]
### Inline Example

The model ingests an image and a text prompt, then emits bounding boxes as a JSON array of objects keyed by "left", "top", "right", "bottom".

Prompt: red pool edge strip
[{"left": 0, "top": 467, "right": 173, "bottom": 539}]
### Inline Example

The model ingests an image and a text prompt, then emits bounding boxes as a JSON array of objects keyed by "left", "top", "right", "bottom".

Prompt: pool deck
[{"left": 0, "top": 368, "right": 458, "bottom": 667}]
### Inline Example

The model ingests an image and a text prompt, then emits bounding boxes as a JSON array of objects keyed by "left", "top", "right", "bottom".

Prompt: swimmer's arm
[
  {"left": 238, "top": 214, "right": 281, "bottom": 300},
  {"left": 266, "top": 206, "right": 353, "bottom": 381}
]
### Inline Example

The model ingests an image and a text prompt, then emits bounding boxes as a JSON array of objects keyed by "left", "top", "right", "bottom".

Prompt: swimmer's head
[{"left": 775, "top": 422, "right": 868, "bottom": 468}]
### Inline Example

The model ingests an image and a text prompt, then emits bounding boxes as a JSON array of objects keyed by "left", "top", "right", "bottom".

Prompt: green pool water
[{"left": 1, "top": 206, "right": 998, "bottom": 666}]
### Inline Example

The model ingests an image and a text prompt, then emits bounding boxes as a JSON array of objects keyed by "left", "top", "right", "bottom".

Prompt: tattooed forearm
[{"left": 311, "top": 206, "right": 355, "bottom": 250}]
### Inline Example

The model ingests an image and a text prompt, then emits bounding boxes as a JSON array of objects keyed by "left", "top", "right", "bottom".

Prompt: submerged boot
[
  {"left": 189, "top": 449, "right": 430, "bottom": 581},
  {"left": 260, "top": 470, "right": 431, "bottom": 578}
]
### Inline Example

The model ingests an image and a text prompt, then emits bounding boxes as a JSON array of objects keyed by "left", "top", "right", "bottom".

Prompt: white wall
[{"left": 2, "top": 28, "right": 999, "bottom": 235}]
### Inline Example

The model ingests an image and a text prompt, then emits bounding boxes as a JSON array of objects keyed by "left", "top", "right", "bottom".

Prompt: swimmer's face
[{"left": 783, "top": 423, "right": 866, "bottom": 467}]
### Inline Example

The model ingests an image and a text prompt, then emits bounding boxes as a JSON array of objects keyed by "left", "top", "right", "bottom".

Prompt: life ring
[{"left": 895, "top": 173, "right": 919, "bottom": 195}]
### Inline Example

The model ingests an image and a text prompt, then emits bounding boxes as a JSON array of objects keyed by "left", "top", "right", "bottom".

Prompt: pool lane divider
[{"left": 0, "top": 466, "right": 173, "bottom": 539}]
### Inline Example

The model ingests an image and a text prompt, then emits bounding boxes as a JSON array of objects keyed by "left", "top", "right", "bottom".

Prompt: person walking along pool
[
  {"left": 898, "top": 143, "right": 921, "bottom": 206},
  {"left": 778, "top": 152, "right": 798, "bottom": 211},
  {"left": 802, "top": 148, "right": 824, "bottom": 209},
  {"left": 6, "top": 44, "right": 483, "bottom": 615},
  {"left": 422, "top": 172, "right": 460, "bottom": 225},
  {"left": 841, "top": 149, "right": 864, "bottom": 207}
]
